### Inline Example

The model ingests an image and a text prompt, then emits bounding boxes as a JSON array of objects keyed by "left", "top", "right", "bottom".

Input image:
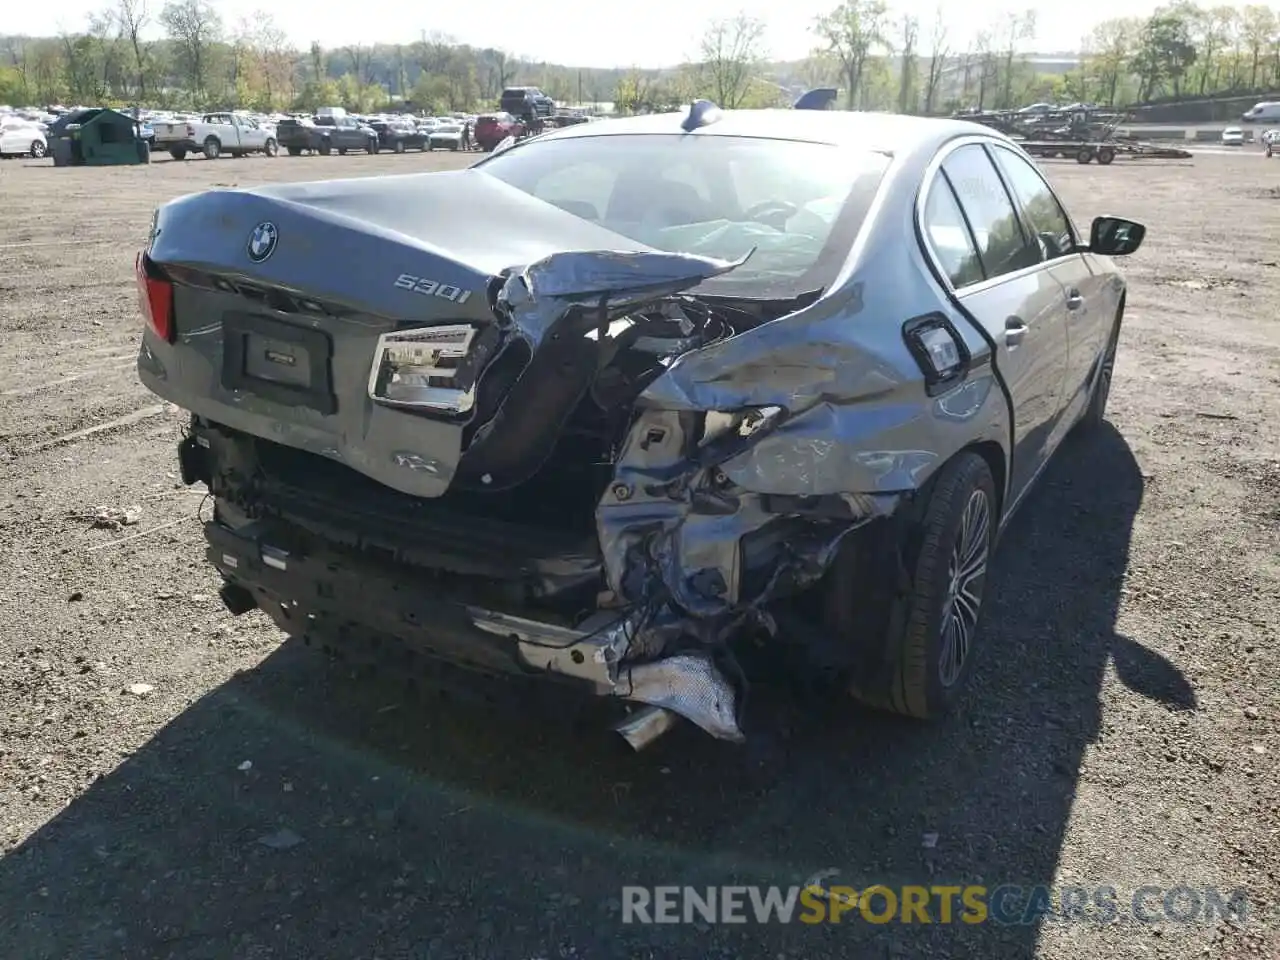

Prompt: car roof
[{"left": 529, "top": 108, "right": 1005, "bottom": 159}]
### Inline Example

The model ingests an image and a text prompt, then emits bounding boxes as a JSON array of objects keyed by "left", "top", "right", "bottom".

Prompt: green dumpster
[{"left": 47, "top": 108, "right": 150, "bottom": 166}]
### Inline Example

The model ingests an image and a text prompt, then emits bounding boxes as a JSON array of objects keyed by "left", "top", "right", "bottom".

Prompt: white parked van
[{"left": 1241, "top": 101, "right": 1280, "bottom": 122}]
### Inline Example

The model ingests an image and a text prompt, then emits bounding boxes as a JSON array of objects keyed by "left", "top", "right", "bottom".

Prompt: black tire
[
  {"left": 1077, "top": 315, "right": 1120, "bottom": 432},
  {"left": 30, "top": 140, "right": 46, "bottom": 158},
  {"left": 1076, "top": 147, "right": 1094, "bottom": 164},
  {"left": 170, "top": 147, "right": 187, "bottom": 161},
  {"left": 287, "top": 146, "right": 302, "bottom": 156},
  {"left": 203, "top": 137, "right": 221, "bottom": 160},
  {"left": 394, "top": 139, "right": 405, "bottom": 154},
  {"left": 839, "top": 452, "right": 997, "bottom": 719},
  {"left": 1096, "top": 146, "right": 1116, "bottom": 165},
  {"left": 264, "top": 138, "right": 278, "bottom": 157}
]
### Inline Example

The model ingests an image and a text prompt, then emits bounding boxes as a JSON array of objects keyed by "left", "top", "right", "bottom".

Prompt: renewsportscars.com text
[{"left": 621, "top": 885, "right": 1251, "bottom": 926}]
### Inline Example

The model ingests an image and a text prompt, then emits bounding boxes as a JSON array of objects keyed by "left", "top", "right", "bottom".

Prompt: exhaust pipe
[{"left": 614, "top": 705, "right": 678, "bottom": 751}]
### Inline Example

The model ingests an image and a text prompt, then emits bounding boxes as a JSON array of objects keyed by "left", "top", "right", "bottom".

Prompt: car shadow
[{"left": 0, "top": 423, "right": 1190, "bottom": 959}]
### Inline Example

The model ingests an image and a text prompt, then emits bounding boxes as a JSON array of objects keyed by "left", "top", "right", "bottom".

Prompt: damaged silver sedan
[{"left": 134, "top": 105, "right": 1146, "bottom": 748}]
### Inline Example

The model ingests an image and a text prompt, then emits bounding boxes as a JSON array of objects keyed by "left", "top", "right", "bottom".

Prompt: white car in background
[
  {"left": 1221, "top": 126, "right": 1244, "bottom": 146},
  {"left": 427, "top": 122, "right": 463, "bottom": 150},
  {"left": 0, "top": 118, "right": 47, "bottom": 158}
]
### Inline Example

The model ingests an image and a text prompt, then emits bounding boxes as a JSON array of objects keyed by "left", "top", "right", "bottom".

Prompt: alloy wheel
[
  {"left": 1095, "top": 341, "right": 1116, "bottom": 414},
  {"left": 938, "top": 488, "right": 991, "bottom": 687}
]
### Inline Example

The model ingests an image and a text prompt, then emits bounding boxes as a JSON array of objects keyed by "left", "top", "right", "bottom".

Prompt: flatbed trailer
[
  {"left": 962, "top": 108, "right": 1192, "bottom": 164},
  {"left": 1017, "top": 139, "right": 1194, "bottom": 164}
]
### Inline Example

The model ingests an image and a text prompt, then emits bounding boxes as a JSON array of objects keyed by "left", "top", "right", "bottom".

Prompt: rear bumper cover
[{"left": 206, "top": 517, "right": 744, "bottom": 740}]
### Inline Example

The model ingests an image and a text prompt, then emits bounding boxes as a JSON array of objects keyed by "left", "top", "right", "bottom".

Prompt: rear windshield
[{"left": 476, "top": 133, "right": 889, "bottom": 298}]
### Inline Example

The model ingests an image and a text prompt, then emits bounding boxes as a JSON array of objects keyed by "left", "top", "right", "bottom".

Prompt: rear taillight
[{"left": 136, "top": 252, "right": 175, "bottom": 343}]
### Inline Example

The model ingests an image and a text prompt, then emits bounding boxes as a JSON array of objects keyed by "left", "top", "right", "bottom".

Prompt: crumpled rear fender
[{"left": 597, "top": 284, "right": 1010, "bottom": 615}]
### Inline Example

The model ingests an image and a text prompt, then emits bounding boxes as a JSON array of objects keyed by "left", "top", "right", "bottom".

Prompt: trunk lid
[{"left": 140, "top": 171, "right": 738, "bottom": 499}]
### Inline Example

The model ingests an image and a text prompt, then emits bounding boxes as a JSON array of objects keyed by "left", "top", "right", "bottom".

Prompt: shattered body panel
[
  {"left": 595, "top": 253, "right": 1009, "bottom": 689},
  {"left": 137, "top": 108, "right": 1130, "bottom": 746}
]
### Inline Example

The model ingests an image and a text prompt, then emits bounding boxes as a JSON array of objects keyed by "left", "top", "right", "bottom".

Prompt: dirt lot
[{"left": 1, "top": 148, "right": 1277, "bottom": 960}]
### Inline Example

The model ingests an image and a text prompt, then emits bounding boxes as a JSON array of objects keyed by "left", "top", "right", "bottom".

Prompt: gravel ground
[{"left": 0, "top": 148, "right": 1277, "bottom": 960}]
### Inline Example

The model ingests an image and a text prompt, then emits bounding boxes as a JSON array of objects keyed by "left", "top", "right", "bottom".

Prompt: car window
[
  {"left": 659, "top": 160, "right": 713, "bottom": 203},
  {"left": 530, "top": 162, "right": 615, "bottom": 220},
  {"left": 922, "top": 175, "right": 985, "bottom": 288},
  {"left": 989, "top": 146, "right": 1076, "bottom": 260},
  {"left": 941, "top": 144, "right": 1040, "bottom": 281},
  {"left": 479, "top": 134, "right": 889, "bottom": 297}
]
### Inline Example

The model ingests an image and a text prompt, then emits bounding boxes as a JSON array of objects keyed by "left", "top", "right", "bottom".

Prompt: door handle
[
  {"left": 1065, "top": 288, "right": 1084, "bottom": 311},
  {"left": 1004, "top": 316, "right": 1028, "bottom": 347}
]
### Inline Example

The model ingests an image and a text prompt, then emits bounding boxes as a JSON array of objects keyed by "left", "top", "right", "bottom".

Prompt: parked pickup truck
[
  {"left": 152, "top": 113, "right": 278, "bottom": 160},
  {"left": 276, "top": 115, "right": 379, "bottom": 156}
]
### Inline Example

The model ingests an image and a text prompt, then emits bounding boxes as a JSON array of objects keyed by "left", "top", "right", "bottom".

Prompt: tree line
[
  {"left": 791, "top": 0, "right": 1280, "bottom": 113},
  {"left": 0, "top": 0, "right": 645, "bottom": 114},
  {"left": 1, "top": 0, "right": 1278, "bottom": 117}
]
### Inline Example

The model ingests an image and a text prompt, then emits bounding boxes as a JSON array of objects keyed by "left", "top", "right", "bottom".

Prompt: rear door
[
  {"left": 988, "top": 143, "right": 1112, "bottom": 428},
  {"left": 921, "top": 140, "right": 1072, "bottom": 503},
  {"left": 240, "top": 117, "right": 262, "bottom": 148},
  {"left": 341, "top": 118, "right": 364, "bottom": 148}
]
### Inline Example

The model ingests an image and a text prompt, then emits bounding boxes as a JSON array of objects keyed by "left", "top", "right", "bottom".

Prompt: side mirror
[{"left": 1089, "top": 215, "right": 1146, "bottom": 256}]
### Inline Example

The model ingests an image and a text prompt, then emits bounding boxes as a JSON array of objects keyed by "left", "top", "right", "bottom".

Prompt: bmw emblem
[{"left": 247, "top": 221, "right": 278, "bottom": 262}]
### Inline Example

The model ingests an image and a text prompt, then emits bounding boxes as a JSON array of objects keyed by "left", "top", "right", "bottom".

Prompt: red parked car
[{"left": 474, "top": 112, "right": 525, "bottom": 151}]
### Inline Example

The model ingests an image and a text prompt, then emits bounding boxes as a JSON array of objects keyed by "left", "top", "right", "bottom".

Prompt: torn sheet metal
[
  {"left": 494, "top": 248, "right": 747, "bottom": 346},
  {"left": 481, "top": 605, "right": 746, "bottom": 741},
  {"left": 597, "top": 401, "right": 901, "bottom": 643},
  {"left": 515, "top": 248, "right": 750, "bottom": 305},
  {"left": 459, "top": 248, "right": 745, "bottom": 492},
  {"left": 593, "top": 276, "right": 1004, "bottom": 649},
  {"left": 618, "top": 650, "right": 744, "bottom": 742}
]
